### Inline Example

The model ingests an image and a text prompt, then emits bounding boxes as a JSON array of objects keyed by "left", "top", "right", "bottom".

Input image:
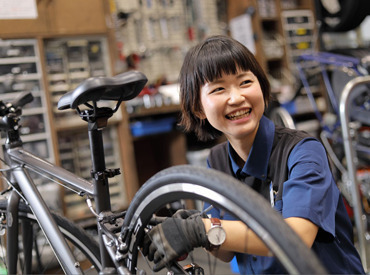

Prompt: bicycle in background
[{"left": 269, "top": 50, "right": 370, "bottom": 271}]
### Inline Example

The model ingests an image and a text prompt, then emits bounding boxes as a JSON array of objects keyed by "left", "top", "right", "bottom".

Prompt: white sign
[
  {"left": 0, "top": 0, "right": 38, "bottom": 19},
  {"left": 229, "top": 13, "right": 256, "bottom": 54}
]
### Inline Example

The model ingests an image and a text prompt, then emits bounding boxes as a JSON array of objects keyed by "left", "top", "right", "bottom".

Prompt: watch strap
[{"left": 210, "top": 217, "right": 221, "bottom": 227}]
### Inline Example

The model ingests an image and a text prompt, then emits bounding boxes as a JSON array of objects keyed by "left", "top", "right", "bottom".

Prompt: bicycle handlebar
[
  {"left": 0, "top": 92, "right": 34, "bottom": 131},
  {"left": 0, "top": 92, "right": 33, "bottom": 117},
  {"left": 11, "top": 92, "right": 34, "bottom": 110}
]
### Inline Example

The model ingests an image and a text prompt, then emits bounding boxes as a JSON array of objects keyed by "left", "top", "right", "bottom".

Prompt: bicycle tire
[
  {"left": 268, "top": 107, "right": 296, "bottom": 129},
  {"left": 122, "top": 165, "right": 327, "bottom": 274},
  {"left": 0, "top": 199, "right": 102, "bottom": 274},
  {"left": 316, "top": 0, "right": 370, "bottom": 32}
]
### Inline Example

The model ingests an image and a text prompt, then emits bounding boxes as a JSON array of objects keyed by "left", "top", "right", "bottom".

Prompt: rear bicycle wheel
[
  {"left": 0, "top": 199, "right": 101, "bottom": 274},
  {"left": 122, "top": 165, "right": 327, "bottom": 274}
]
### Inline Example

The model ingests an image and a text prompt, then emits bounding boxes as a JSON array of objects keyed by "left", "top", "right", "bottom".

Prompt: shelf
[
  {"left": 54, "top": 116, "right": 121, "bottom": 132},
  {"left": 260, "top": 16, "right": 279, "bottom": 21},
  {"left": 128, "top": 104, "right": 180, "bottom": 119},
  {"left": 133, "top": 130, "right": 187, "bottom": 186},
  {"left": 0, "top": 56, "right": 39, "bottom": 64},
  {"left": 0, "top": 39, "right": 54, "bottom": 162}
]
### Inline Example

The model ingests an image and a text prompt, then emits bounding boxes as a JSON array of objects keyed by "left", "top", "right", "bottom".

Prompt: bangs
[{"left": 195, "top": 40, "right": 254, "bottom": 85}]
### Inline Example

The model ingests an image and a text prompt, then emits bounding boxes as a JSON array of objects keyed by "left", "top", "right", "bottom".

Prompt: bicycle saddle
[{"left": 57, "top": 71, "right": 148, "bottom": 110}]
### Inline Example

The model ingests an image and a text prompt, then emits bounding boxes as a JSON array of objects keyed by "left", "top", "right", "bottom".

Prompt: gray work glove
[
  {"left": 172, "top": 209, "right": 208, "bottom": 219},
  {"left": 142, "top": 215, "right": 209, "bottom": 271}
]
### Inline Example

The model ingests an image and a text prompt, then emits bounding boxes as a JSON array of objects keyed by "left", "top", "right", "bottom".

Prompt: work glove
[
  {"left": 172, "top": 209, "right": 208, "bottom": 219},
  {"left": 142, "top": 215, "right": 209, "bottom": 271}
]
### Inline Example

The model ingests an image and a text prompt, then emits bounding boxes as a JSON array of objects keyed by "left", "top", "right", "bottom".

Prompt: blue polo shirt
[{"left": 205, "top": 116, "right": 364, "bottom": 274}]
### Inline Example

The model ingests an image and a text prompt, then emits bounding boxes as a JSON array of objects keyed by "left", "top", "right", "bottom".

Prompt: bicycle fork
[{"left": 6, "top": 190, "right": 23, "bottom": 274}]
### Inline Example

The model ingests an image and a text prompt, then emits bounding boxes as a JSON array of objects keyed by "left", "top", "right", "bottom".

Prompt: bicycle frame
[
  {"left": 3, "top": 115, "right": 116, "bottom": 274},
  {"left": 6, "top": 150, "right": 89, "bottom": 274},
  {"left": 296, "top": 52, "right": 364, "bottom": 134},
  {"left": 339, "top": 75, "right": 370, "bottom": 271},
  {"left": 296, "top": 52, "right": 370, "bottom": 271}
]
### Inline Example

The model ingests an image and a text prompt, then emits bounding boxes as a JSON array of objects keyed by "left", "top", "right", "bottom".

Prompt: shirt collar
[{"left": 228, "top": 115, "right": 275, "bottom": 180}]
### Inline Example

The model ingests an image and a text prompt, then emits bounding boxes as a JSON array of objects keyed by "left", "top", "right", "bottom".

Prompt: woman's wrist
[{"left": 202, "top": 218, "right": 211, "bottom": 232}]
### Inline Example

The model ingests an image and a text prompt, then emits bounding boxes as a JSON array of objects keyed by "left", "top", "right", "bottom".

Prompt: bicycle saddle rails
[{"left": 57, "top": 70, "right": 148, "bottom": 110}]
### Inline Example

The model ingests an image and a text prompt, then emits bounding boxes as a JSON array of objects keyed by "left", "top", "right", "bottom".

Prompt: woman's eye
[
  {"left": 241, "top": 80, "right": 252, "bottom": 86},
  {"left": 210, "top": 87, "right": 224, "bottom": 94}
]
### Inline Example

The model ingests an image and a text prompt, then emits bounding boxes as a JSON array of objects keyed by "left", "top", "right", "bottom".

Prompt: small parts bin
[{"left": 130, "top": 117, "right": 176, "bottom": 137}]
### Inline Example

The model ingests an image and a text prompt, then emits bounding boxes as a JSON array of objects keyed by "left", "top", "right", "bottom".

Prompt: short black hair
[{"left": 179, "top": 35, "right": 271, "bottom": 141}]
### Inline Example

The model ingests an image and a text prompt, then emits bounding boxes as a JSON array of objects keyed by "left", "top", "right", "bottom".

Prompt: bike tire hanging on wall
[{"left": 315, "top": 0, "right": 370, "bottom": 32}]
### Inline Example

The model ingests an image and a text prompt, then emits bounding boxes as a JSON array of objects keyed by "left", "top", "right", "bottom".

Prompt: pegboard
[{"left": 113, "top": 0, "right": 223, "bottom": 83}]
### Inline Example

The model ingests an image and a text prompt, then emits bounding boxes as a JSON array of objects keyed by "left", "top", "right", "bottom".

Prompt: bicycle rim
[
  {"left": 0, "top": 199, "right": 101, "bottom": 274},
  {"left": 122, "top": 165, "right": 327, "bottom": 274}
]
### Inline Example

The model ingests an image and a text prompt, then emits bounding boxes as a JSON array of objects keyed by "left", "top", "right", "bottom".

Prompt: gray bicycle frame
[
  {"left": 6, "top": 147, "right": 96, "bottom": 274},
  {"left": 339, "top": 75, "right": 370, "bottom": 271}
]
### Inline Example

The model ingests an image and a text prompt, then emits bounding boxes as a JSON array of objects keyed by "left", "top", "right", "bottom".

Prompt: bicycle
[
  {"left": 268, "top": 50, "right": 370, "bottom": 271},
  {"left": 296, "top": 51, "right": 370, "bottom": 271},
  {"left": 0, "top": 71, "right": 326, "bottom": 274}
]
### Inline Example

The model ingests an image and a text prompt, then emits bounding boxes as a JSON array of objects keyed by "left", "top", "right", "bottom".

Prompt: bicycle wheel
[
  {"left": 122, "top": 165, "right": 327, "bottom": 274},
  {"left": 0, "top": 199, "right": 101, "bottom": 274},
  {"left": 268, "top": 107, "right": 296, "bottom": 129}
]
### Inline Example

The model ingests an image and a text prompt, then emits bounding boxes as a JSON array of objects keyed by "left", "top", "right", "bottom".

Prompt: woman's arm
[{"left": 203, "top": 217, "right": 318, "bottom": 261}]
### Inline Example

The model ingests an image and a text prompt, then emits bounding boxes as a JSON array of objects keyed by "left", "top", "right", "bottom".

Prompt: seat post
[
  {"left": 86, "top": 111, "right": 116, "bottom": 269},
  {"left": 88, "top": 119, "right": 111, "bottom": 212},
  {"left": 81, "top": 105, "right": 114, "bottom": 213}
]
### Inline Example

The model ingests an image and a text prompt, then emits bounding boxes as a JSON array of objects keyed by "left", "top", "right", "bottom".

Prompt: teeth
[{"left": 227, "top": 109, "right": 251, "bottom": 120}]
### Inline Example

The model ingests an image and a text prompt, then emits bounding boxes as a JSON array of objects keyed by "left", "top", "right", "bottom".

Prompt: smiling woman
[{"left": 142, "top": 35, "right": 365, "bottom": 274}]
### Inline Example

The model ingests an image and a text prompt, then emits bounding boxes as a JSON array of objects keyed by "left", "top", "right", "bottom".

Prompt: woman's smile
[{"left": 226, "top": 108, "right": 252, "bottom": 121}]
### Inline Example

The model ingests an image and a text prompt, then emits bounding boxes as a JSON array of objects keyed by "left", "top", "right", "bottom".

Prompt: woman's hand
[{"left": 142, "top": 215, "right": 209, "bottom": 271}]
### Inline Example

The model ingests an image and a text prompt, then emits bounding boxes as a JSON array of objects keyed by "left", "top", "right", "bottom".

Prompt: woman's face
[{"left": 199, "top": 69, "right": 265, "bottom": 144}]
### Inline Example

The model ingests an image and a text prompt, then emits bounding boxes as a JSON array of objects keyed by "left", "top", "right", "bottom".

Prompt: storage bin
[{"left": 130, "top": 117, "right": 176, "bottom": 137}]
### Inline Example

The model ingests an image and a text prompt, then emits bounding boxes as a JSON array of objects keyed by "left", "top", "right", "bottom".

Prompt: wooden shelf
[
  {"left": 129, "top": 104, "right": 180, "bottom": 119},
  {"left": 260, "top": 16, "right": 279, "bottom": 21},
  {"left": 228, "top": 0, "right": 316, "bottom": 85},
  {"left": 0, "top": 0, "right": 108, "bottom": 38},
  {"left": 0, "top": 0, "right": 140, "bottom": 219}
]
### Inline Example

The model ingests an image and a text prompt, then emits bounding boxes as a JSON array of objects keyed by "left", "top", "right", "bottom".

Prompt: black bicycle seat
[{"left": 57, "top": 71, "right": 148, "bottom": 110}]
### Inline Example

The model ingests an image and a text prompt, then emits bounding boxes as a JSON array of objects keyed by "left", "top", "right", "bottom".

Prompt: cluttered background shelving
[{"left": 0, "top": 0, "right": 319, "bottom": 222}]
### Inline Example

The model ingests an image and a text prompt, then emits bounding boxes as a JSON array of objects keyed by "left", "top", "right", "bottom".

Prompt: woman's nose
[{"left": 228, "top": 88, "right": 244, "bottom": 105}]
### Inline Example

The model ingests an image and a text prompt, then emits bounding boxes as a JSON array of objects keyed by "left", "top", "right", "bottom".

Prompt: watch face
[{"left": 208, "top": 226, "right": 226, "bottom": 246}]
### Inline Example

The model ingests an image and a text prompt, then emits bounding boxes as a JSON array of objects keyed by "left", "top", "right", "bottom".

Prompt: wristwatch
[{"left": 207, "top": 218, "right": 226, "bottom": 251}]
